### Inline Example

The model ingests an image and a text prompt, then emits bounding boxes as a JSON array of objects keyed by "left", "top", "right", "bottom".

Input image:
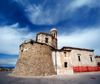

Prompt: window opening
[
  {"left": 54, "top": 33, "right": 55, "bottom": 37},
  {"left": 45, "top": 38, "right": 48, "bottom": 43},
  {"left": 64, "top": 52, "right": 66, "bottom": 57},
  {"left": 64, "top": 62, "right": 67, "bottom": 68},
  {"left": 78, "top": 56, "right": 81, "bottom": 61},
  {"left": 90, "top": 57, "right": 93, "bottom": 62}
]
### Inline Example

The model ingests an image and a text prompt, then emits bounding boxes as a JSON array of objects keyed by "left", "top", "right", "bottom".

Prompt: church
[{"left": 12, "top": 28, "right": 100, "bottom": 76}]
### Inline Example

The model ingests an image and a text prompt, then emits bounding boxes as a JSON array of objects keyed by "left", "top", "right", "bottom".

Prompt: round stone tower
[
  {"left": 11, "top": 40, "right": 56, "bottom": 76},
  {"left": 50, "top": 28, "right": 57, "bottom": 49}
]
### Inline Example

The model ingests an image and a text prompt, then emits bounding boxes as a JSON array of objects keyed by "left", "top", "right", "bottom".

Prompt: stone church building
[{"left": 12, "top": 28, "right": 100, "bottom": 76}]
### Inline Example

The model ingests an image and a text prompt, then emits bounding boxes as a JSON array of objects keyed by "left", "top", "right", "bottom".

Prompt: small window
[
  {"left": 64, "top": 62, "right": 67, "bottom": 68},
  {"left": 90, "top": 57, "right": 93, "bottom": 62},
  {"left": 54, "top": 33, "right": 55, "bottom": 37},
  {"left": 45, "top": 38, "right": 48, "bottom": 43},
  {"left": 64, "top": 52, "right": 66, "bottom": 57},
  {"left": 78, "top": 56, "right": 81, "bottom": 61}
]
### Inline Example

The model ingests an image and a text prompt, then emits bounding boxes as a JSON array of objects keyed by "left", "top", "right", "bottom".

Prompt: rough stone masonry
[{"left": 11, "top": 41, "right": 56, "bottom": 76}]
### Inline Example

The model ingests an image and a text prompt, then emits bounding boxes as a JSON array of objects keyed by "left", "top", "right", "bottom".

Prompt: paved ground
[{"left": 0, "top": 71, "right": 100, "bottom": 84}]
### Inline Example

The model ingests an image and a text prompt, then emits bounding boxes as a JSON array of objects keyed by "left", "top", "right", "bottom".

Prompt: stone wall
[{"left": 11, "top": 41, "right": 56, "bottom": 76}]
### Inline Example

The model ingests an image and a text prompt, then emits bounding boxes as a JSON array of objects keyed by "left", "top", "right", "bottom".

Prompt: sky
[{"left": 0, "top": 0, "right": 100, "bottom": 67}]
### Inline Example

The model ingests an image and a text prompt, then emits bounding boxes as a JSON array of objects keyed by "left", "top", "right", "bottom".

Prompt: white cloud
[
  {"left": 70, "top": 0, "right": 91, "bottom": 9},
  {"left": 0, "top": 58, "right": 17, "bottom": 67},
  {"left": 24, "top": 2, "right": 71, "bottom": 25},
  {"left": 25, "top": 4, "right": 57, "bottom": 25},
  {"left": 0, "top": 23, "right": 36, "bottom": 55},
  {"left": 58, "top": 27, "right": 100, "bottom": 56},
  {"left": 69, "top": 0, "right": 100, "bottom": 11},
  {"left": 14, "top": 0, "right": 100, "bottom": 25}
]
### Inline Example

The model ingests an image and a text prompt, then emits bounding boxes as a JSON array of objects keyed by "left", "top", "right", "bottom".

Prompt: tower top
[{"left": 50, "top": 28, "right": 57, "bottom": 32}]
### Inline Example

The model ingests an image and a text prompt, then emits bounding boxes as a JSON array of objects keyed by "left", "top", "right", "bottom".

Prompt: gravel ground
[{"left": 0, "top": 71, "right": 100, "bottom": 84}]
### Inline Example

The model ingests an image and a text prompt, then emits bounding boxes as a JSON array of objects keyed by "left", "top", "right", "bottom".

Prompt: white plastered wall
[
  {"left": 52, "top": 51, "right": 73, "bottom": 75},
  {"left": 52, "top": 51, "right": 61, "bottom": 72},
  {"left": 70, "top": 50, "right": 97, "bottom": 67},
  {"left": 37, "top": 34, "right": 53, "bottom": 46}
]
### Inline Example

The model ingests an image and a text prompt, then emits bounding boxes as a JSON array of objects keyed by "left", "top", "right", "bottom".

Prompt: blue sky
[{"left": 0, "top": 0, "right": 100, "bottom": 67}]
